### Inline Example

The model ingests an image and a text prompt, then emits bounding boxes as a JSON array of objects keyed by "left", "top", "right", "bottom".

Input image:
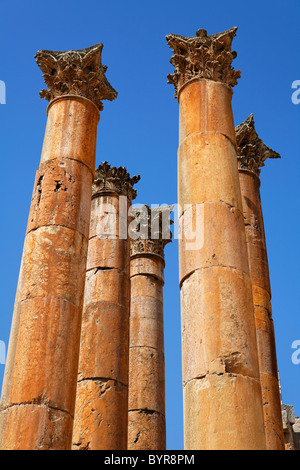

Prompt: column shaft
[
  {"left": 0, "top": 96, "right": 99, "bottom": 450},
  {"left": 72, "top": 164, "right": 139, "bottom": 450},
  {"left": 166, "top": 28, "right": 266, "bottom": 449},
  {"left": 178, "top": 79, "right": 265, "bottom": 450},
  {"left": 0, "top": 43, "right": 117, "bottom": 450},
  {"left": 236, "top": 114, "right": 284, "bottom": 449},
  {"left": 239, "top": 170, "right": 284, "bottom": 449},
  {"left": 128, "top": 254, "right": 166, "bottom": 450}
]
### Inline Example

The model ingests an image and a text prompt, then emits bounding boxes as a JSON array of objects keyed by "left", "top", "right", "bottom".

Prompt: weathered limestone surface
[
  {"left": 236, "top": 115, "right": 284, "bottom": 450},
  {"left": 167, "top": 28, "right": 266, "bottom": 450},
  {"left": 128, "top": 206, "right": 172, "bottom": 450},
  {"left": 72, "top": 163, "right": 139, "bottom": 450},
  {"left": 0, "top": 44, "right": 116, "bottom": 450}
]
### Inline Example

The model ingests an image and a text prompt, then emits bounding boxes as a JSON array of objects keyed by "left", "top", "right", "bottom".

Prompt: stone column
[
  {"left": 0, "top": 44, "right": 117, "bottom": 450},
  {"left": 166, "top": 28, "right": 266, "bottom": 450},
  {"left": 236, "top": 115, "right": 285, "bottom": 450},
  {"left": 128, "top": 206, "right": 172, "bottom": 450},
  {"left": 72, "top": 162, "right": 140, "bottom": 450}
]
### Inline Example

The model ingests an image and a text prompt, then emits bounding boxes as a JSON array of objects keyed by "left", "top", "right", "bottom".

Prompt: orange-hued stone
[
  {"left": 89, "top": 194, "right": 127, "bottom": 239},
  {"left": 87, "top": 238, "right": 129, "bottom": 271},
  {"left": 129, "top": 269, "right": 164, "bottom": 298},
  {"left": 0, "top": 95, "right": 100, "bottom": 450},
  {"left": 178, "top": 80, "right": 236, "bottom": 145},
  {"left": 130, "top": 256, "right": 164, "bottom": 282},
  {"left": 178, "top": 80, "right": 241, "bottom": 213},
  {"left": 73, "top": 164, "right": 138, "bottom": 451},
  {"left": 252, "top": 284, "right": 272, "bottom": 311},
  {"left": 240, "top": 171, "right": 271, "bottom": 293},
  {"left": 77, "top": 301, "right": 130, "bottom": 385},
  {"left": 129, "top": 302, "right": 164, "bottom": 351},
  {"left": 183, "top": 374, "right": 266, "bottom": 450},
  {"left": 239, "top": 169, "right": 284, "bottom": 450},
  {"left": 1, "top": 297, "right": 81, "bottom": 412},
  {"left": 177, "top": 78, "right": 266, "bottom": 450},
  {"left": 16, "top": 225, "right": 87, "bottom": 307},
  {"left": 178, "top": 202, "right": 250, "bottom": 285},
  {"left": 128, "top": 254, "right": 166, "bottom": 450},
  {"left": 84, "top": 268, "right": 130, "bottom": 309},
  {"left": 129, "top": 346, "right": 165, "bottom": 415},
  {"left": 180, "top": 267, "right": 260, "bottom": 384},
  {"left": 28, "top": 158, "right": 93, "bottom": 239},
  {"left": 255, "top": 306, "right": 278, "bottom": 377},
  {"left": 73, "top": 271, "right": 131, "bottom": 449},
  {"left": 260, "top": 373, "right": 284, "bottom": 446},
  {"left": 41, "top": 96, "right": 99, "bottom": 168},
  {"left": 128, "top": 411, "right": 166, "bottom": 451},
  {"left": 0, "top": 405, "right": 73, "bottom": 451},
  {"left": 178, "top": 132, "right": 242, "bottom": 212},
  {"left": 73, "top": 379, "right": 128, "bottom": 450}
]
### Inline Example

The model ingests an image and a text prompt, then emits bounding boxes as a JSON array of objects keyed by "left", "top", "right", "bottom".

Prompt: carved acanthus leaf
[
  {"left": 130, "top": 205, "right": 173, "bottom": 259},
  {"left": 35, "top": 43, "right": 117, "bottom": 110},
  {"left": 166, "top": 27, "right": 241, "bottom": 98},
  {"left": 93, "top": 161, "right": 140, "bottom": 200},
  {"left": 236, "top": 114, "right": 281, "bottom": 176}
]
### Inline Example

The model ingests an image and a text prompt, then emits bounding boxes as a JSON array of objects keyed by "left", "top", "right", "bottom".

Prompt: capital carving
[
  {"left": 236, "top": 114, "right": 281, "bottom": 176},
  {"left": 92, "top": 161, "right": 140, "bottom": 200},
  {"left": 130, "top": 205, "right": 173, "bottom": 260},
  {"left": 35, "top": 43, "right": 117, "bottom": 110},
  {"left": 166, "top": 27, "right": 241, "bottom": 98}
]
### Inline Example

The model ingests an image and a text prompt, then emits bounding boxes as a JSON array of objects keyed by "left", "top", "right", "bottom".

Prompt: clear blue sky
[{"left": 0, "top": 0, "right": 299, "bottom": 450}]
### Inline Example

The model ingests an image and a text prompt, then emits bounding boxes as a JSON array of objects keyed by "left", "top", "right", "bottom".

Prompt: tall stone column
[
  {"left": 166, "top": 28, "right": 266, "bottom": 450},
  {"left": 128, "top": 206, "right": 172, "bottom": 450},
  {"left": 236, "top": 115, "right": 285, "bottom": 450},
  {"left": 0, "top": 44, "right": 117, "bottom": 450},
  {"left": 72, "top": 162, "right": 140, "bottom": 450}
]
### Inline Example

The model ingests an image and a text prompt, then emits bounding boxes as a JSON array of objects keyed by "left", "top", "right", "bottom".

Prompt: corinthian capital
[
  {"left": 130, "top": 205, "right": 173, "bottom": 260},
  {"left": 92, "top": 161, "right": 140, "bottom": 200},
  {"left": 166, "top": 27, "right": 241, "bottom": 98},
  {"left": 35, "top": 43, "right": 117, "bottom": 110},
  {"left": 236, "top": 114, "right": 281, "bottom": 176}
]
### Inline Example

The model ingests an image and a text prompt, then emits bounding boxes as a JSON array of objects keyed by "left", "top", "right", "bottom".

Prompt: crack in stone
[
  {"left": 129, "top": 409, "right": 165, "bottom": 418},
  {"left": 26, "top": 222, "right": 88, "bottom": 241},
  {"left": 180, "top": 130, "right": 237, "bottom": 149},
  {"left": 0, "top": 399, "right": 74, "bottom": 419},
  {"left": 183, "top": 372, "right": 261, "bottom": 388},
  {"left": 180, "top": 263, "right": 250, "bottom": 289},
  {"left": 77, "top": 376, "right": 127, "bottom": 389}
]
